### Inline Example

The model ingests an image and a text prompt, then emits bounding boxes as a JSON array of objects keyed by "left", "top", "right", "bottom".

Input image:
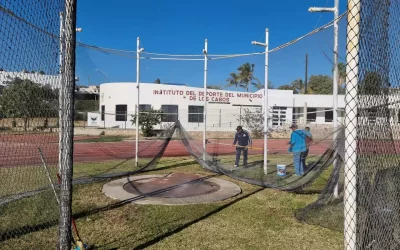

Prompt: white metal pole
[
  {"left": 135, "top": 37, "right": 140, "bottom": 167},
  {"left": 58, "top": 11, "right": 64, "bottom": 174},
  {"left": 263, "top": 29, "right": 269, "bottom": 174},
  {"left": 344, "top": 0, "right": 360, "bottom": 248},
  {"left": 332, "top": 0, "right": 340, "bottom": 198},
  {"left": 303, "top": 102, "right": 307, "bottom": 125},
  {"left": 203, "top": 39, "right": 208, "bottom": 162}
]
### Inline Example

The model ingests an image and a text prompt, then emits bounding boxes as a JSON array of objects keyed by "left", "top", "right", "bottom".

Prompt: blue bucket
[{"left": 277, "top": 164, "right": 286, "bottom": 177}]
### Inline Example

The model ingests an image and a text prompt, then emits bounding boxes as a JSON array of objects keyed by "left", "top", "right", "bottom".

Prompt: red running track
[
  {"left": 1, "top": 132, "right": 399, "bottom": 168},
  {"left": 0, "top": 135, "right": 333, "bottom": 167}
]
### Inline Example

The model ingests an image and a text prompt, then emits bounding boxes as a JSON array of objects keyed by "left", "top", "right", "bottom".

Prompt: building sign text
[{"left": 152, "top": 89, "right": 262, "bottom": 103}]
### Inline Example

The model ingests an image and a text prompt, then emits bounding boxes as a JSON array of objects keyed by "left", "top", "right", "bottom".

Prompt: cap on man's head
[
  {"left": 236, "top": 125, "right": 242, "bottom": 130},
  {"left": 289, "top": 124, "right": 298, "bottom": 129}
]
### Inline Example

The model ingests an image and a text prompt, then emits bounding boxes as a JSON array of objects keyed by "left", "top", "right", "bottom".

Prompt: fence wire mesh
[
  {"left": 345, "top": 0, "right": 400, "bottom": 249},
  {"left": 0, "top": 0, "right": 67, "bottom": 248},
  {"left": 1, "top": 0, "right": 399, "bottom": 248},
  {"left": 296, "top": 1, "right": 400, "bottom": 250}
]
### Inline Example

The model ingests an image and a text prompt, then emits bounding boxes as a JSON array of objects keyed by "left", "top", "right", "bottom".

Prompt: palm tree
[
  {"left": 338, "top": 62, "right": 346, "bottom": 86},
  {"left": 332, "top": 62, "right": 346, "bottom": 86},
  {"left": 225, "top": 72, "right": 240, "bottom": 90},
  {"left": 154, "top": 78, "right": 161, "bottom": 84},
  {"left": 207, "top": 85, "right": 222, "bottom": 90},
  {"left": 237, "top": 63, "right": 260, "bottom": 92},
  {"left": 251, "top": 80, "right": 274, "bottom": 90},
  {"left": 292, "top": 79, "right": 305, "bottom": 94}
]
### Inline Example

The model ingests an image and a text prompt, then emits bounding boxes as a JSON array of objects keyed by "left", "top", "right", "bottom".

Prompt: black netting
[
  {"left": 0, "top": 0, "right": 65, "bottom": 246},
  {"left": 298, "top": 1, "right": 400, "bottom": 249},
  {"left": 2, "top": 0, "right": 399, "bottom": 248},
  {"left": 352, "top": 0, "right": 400, "bottom": 249}
]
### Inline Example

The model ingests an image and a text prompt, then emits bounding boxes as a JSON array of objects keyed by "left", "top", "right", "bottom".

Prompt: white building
[
  {"left": 78, "top": 85, "right": 99, "bottom": 94},
  {"left": 0, "top": 71, "right": 61, "bottom": 88},
  {"left": 87, "top": 82, "right": 346, "bottom": 132}
]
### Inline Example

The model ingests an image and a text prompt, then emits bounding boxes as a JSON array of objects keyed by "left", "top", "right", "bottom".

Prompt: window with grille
[
  {"left": 307, "top": 108, "right": 317, "bottom": 123},
  {"left": 139, "top": 104, "right": 151, "bottom": 111},
  {"left": 161, "top": 105, "right": 178, "bottom": 122},
  {"left": 325, "top": 108, "right": 333, "bottom": 122},
  {"left": 368, "top": 108, "right": 377, "bottom": 124},
  {"left": 115, "top": 104, "right": 127, "bottom": 121},
  {"left": 272, "top": 106, "right": 287, "bottom": 126},
  {"left": 188, "top": 105, "right": 204, "bottom": 123},
  {"left": 101, "top": 105, "right": 105, "bottom": 121}
]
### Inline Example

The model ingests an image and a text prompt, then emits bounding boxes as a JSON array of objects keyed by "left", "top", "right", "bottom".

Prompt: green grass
[
  {"left": 75, "top": 135, "right": 129, "bottom": 143},
  {"left": 0, "top": 155, "right": 344, "bottom": 250}
]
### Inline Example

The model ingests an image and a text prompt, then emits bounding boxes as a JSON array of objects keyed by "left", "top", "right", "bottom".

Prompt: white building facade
[
  {"left": 0, "top": 71, "right": 61, "bottom": 88},
  {"left": 87, "top": 82, "right": 346, "bottom": 132}
]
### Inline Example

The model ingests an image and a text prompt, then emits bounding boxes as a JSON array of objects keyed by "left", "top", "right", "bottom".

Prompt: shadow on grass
[
  {"left": 0, "top": 169, "right": 217, "bottom": 243},
  {"left": 131, "top": 187, "right": 265, "bottom": 250}
]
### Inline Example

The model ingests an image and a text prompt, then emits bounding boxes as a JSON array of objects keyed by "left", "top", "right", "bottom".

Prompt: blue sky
[{"left": 75, "top": 0, "right": 348, "bottom": 90}]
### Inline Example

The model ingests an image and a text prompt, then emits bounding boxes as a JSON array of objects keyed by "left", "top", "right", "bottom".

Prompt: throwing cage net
[
  {"left": 1, "top": 0, "right": 399, "bottom": 249},
  {"left": 0, "top": 0, "right": 66, "bottom": 246},
  {"left": 299, "top": 1, "right": 400, "bottom": 249}
]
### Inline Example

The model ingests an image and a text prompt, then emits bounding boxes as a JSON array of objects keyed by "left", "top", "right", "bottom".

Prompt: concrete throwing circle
[{"left": 102, "top": 173, "right": 242, "bottom": 205}]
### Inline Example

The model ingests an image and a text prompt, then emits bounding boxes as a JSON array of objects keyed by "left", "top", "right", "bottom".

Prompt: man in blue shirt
[
  {"left": 288, "top": 123, "right": 307, "bottom": 176},
  {"left": 233, "top": 126, "right": 252, "bottom": 168}
]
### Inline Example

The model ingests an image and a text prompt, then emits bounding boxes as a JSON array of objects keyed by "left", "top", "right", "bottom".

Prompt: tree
[
  {"left": 332, "top": 62, "right": 346, "bottom": 87},
  {"left": 291, "top": 79, "right": 305, "bottom": 94},
  {"left": 207, "top": 85, "right": 222, "bottom": 90},
  {"left": 359, "top": 71, "right": 385, "bottom": 95},
  {"left": 130, "top": 108, "right": 163, "bottom": 137},
  {"left": 277, "top": 79, "right": 313, "bottom": 94},
  {"left": 239, "top": 108, "right": 272, "bottom": 139},
  {"left": 154, "top": 78, "right": 161, "bottom": 84},
  {"left": 277, "top": 84, "right": 293, "bottom": 91},
  {"left": 307, "top": 75, "right": 334, "bottom": 94},
  {"left": 225, "top": 72, "right": 240, "bottom": 90},
  {"left": 237, "top": 63, "right": 260, "bottom": 92},
  {"left": 0, "top": 78, "right": 58, "bottom": 131},
  {"left": 251, "top": 80, "right": 274, "bottom": 90},
  {"left": 338, "top": 62, "right": 346, "bottom": 86}
]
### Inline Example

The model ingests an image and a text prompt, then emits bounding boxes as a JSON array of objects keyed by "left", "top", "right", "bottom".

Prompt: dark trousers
[
  {"left": 301, "top": 149, "right": 309, "bottom": 171},
  {"left": 235, "top": 147, "right": 248, "bottom": 166}
]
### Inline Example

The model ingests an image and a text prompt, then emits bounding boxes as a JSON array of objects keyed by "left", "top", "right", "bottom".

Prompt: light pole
[
  {"left": 202, "top": 39, "right": 208, "bottom": 162},
  {"left": 135, "top": 37, "right": 144, "bottom": 167},
  {"left": 251, "top": 28, "right": 269, "bottom": 175},
  {"left": 309, "top": 0, "right": 339, "bottom": 198}
]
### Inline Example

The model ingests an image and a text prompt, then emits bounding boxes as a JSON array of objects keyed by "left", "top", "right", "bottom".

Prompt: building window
[
  {"left": 397, "top": 109, "right": 400, "bottom": 124},
  {"left": 139, "top": 104, "right": 151, "bottom": 112},
  {"left": 368, "top": 108, "right": 377, "bottom": 124},
  {"left": 115, "top": 104, "right": 127, "bottom": 121},
  {"left": 272, "top": 106, "right": 287, "bottom": 126},
  {"left": 188, "top": 105, "right": 204, "bottom": 123},
  {"left": 325, "top": 108, "right": 333, "bottom": 122},
  {"left": 307, "top": 108, "right": 317, "bottom": 123},
  {"left": 161, "top": 105, "right": 178, "bottom": 122},
  {"left": 101, "top": 105, "right": 105, "bottom": 121}
]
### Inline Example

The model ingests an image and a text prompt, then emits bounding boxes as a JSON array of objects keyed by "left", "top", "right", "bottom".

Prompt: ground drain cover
[{"left": 123, "top": 173, "right": 221, "bottom": 198}]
